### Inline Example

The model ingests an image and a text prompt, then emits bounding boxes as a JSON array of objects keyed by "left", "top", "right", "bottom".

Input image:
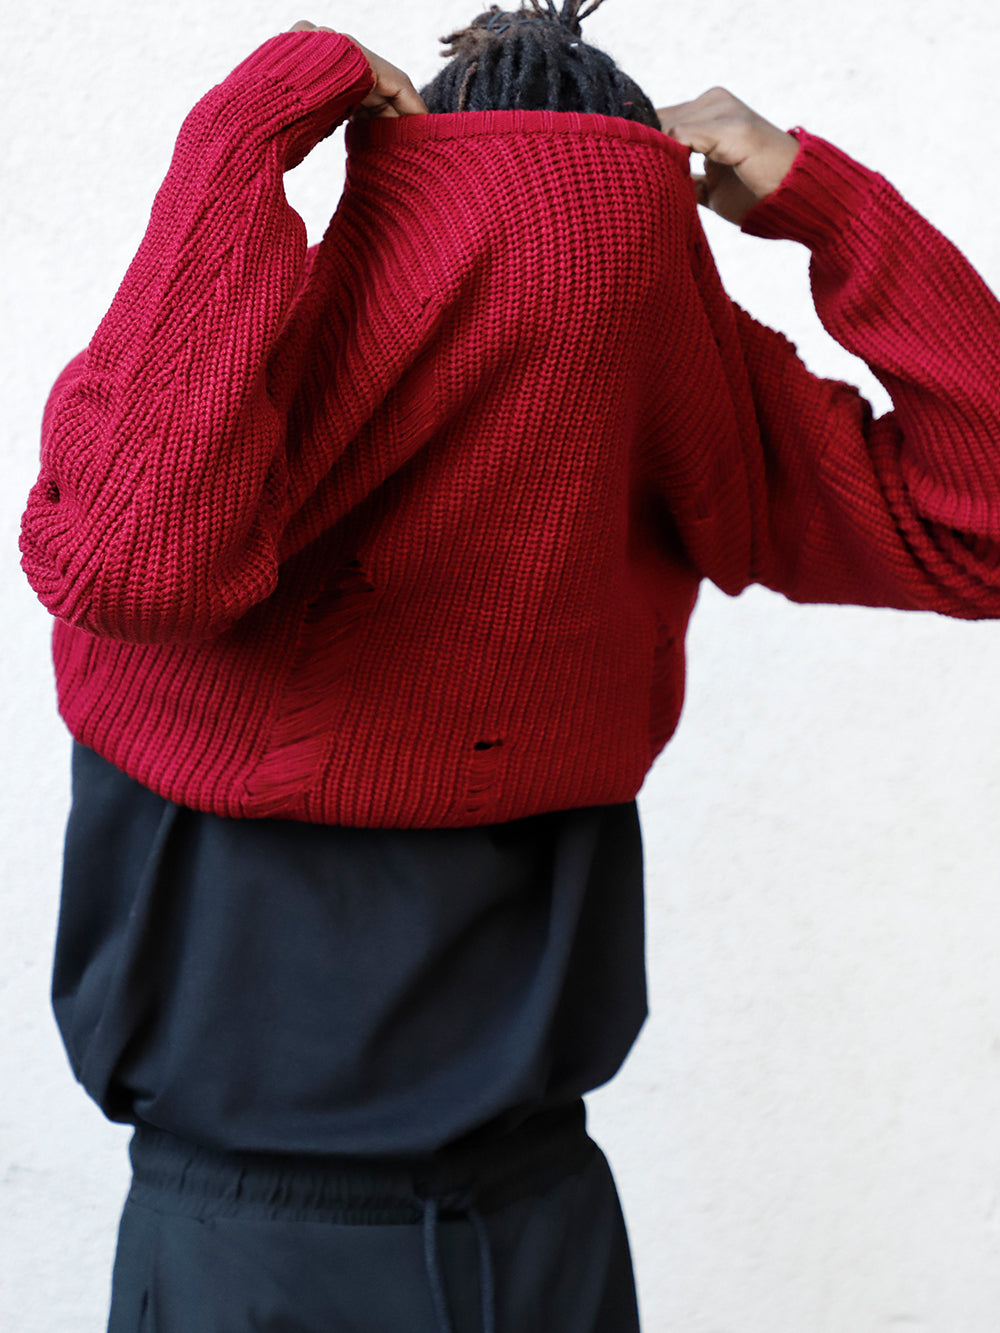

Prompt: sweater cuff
[
  {"left": 740, "top": 127, "right": 884, "bottom": 251},
  {"left": 225, "top": 30, "right": 375, "bottom": 117}
]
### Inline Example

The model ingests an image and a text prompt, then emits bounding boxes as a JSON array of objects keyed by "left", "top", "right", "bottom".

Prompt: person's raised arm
[
  {"left": 659, "top": 89, "right": 1000, "bottom": 616},
  {"left": 20, "top": 25, "right": 425, "bottom": 645}
]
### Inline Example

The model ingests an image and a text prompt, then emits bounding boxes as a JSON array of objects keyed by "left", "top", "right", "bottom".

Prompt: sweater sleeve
[
  {"left": 709, "top": 128, "right": 1000, "bottom": 617},
  {"left": 20, "top": 31, "right": 375, "bottom": 644}
]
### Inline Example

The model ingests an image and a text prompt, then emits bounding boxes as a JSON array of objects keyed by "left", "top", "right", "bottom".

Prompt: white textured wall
[{"left": 3, "top": 1, "right": 1000, "bottom": 1329}]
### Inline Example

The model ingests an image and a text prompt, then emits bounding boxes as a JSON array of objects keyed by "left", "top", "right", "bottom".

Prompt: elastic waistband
[{"left": 127, "top": 1101, "right": 593, "bottom": 1224}]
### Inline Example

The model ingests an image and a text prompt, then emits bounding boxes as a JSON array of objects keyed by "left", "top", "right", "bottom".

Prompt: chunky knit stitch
[{"left": 21, "top": 30, "right": 1000, "bottom": 826}]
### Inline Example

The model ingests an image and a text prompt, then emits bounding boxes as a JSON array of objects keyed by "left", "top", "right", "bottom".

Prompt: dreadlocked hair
[{"left": 418, "top": 0, "right": 660, "bottom": 129}]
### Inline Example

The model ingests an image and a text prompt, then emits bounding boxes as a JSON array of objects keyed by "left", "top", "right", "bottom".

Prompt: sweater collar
[{"left": 345, "top": 107, "right": 690, "bottom": 166}]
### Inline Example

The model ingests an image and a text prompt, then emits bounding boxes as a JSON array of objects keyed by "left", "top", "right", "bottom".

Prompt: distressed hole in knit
[
  {"left": 465, "top": 739, "right": 505, "bottom": 818},
  {"left": 243, "top": 560, "right": 378, "bottom": 817},
  {"left": 45, "top": 480, "right": 60, "bottom": 503}
]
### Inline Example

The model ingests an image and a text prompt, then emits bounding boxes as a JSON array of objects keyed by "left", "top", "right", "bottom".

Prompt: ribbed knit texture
[{"left": 21, "top": 31, "right": 1000, "bottom": 826}]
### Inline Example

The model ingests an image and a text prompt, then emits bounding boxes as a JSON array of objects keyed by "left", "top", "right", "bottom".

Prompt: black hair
[{"left": 418, "top": 0, "right": 660, "bottom": 129}]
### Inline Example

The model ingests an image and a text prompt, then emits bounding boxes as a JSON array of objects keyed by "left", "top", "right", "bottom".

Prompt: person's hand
[
  {"left": 288, "top": 20, "right": 427, "bottom": 118},
  {"left": 656, "top": 88, "right": 799, "bottom": 226}
]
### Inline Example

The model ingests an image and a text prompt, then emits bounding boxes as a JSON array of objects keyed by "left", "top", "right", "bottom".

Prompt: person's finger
[
  {"left": 389, "top": 82, "right": 428, "bottom": 116},
  {"left": 656, "top": 96, "right": 726, "bottom": 141},
  {"left": 374, "top": 68, "right": 427, "bottom": 117},
  {"left": 656, "top": 90, "right": 761, "bottom": 164},
  {"left": 690, "top": 172, "right": 709, "bottom": 208},
  {"left": 656, "top": 109, "right": 727, "bottom": 159},
  {"left": 289, "top": 20, "right": 337, "bottom": 34},
  {"left": 656, "top": 109, "right": 694, "bottom": 142},
  {"left": 655, "top": 102, "right": 695, "bottom": 133},
  {"left": 360, "top": 75, "right": 427, "bottom": 118}
]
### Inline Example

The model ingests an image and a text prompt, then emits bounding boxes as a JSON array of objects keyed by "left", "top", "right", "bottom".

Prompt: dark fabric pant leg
[
  {"left": 481, "top": 1145, "right": 639, "bottom": 1332},
  {"left": 106, "top": 1122, "right": 639, "bottom": 1333}
]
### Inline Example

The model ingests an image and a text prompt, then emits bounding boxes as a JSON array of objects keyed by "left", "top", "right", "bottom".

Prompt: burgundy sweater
[{"left": 21, "top": 30, "right": 1000, "bottom": 827}]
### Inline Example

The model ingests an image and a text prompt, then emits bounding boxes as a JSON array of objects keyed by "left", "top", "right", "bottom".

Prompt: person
[{"left": 19, "top": 1, "right": 1000, "bottom": 1329}]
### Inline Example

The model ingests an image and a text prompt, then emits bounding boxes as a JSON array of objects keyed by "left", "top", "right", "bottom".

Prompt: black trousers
[{"left": 107, "top": 1103, "right": 640, "bottom": 1333}]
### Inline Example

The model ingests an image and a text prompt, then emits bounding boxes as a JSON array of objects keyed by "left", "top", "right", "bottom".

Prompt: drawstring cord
[
  {"left": 423, "top": 1198, "right": 453, "bottom": 1333},
  {"left": 470, "top": 1207, "right": 497, "bottom": 1333},
  {"left": 421, "top": 1195, "right": 497, "bottom": 1333}
]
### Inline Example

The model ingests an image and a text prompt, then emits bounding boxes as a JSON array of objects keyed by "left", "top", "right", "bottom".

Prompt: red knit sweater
[{"left": 21, "top": 30, "right": 1000, "bottom": 827}]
